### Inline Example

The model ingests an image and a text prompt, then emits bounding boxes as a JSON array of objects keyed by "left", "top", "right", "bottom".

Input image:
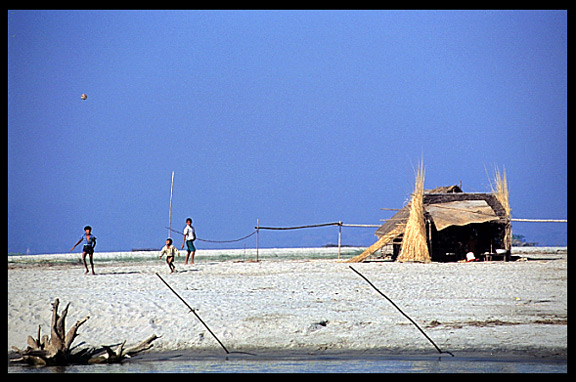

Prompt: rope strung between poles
[
  {"left": 196, "top": 231, "right": 257, "bottom": 243},
  {"left": 165, "top": 227, "right": 257, "bottom": 243},
  {"left": 256, "top": 222, "right": 341, "bottom": 230},
  {"left": 349, "top": 266, "right": 454, "bottom": 357}
]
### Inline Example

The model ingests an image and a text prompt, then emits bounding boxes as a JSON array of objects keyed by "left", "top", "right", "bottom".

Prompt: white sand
[{"left": 8, "top": 248, "right": 567, "bottom": 357}]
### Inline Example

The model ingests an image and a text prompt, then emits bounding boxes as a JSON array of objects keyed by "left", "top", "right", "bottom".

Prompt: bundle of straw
[
  {"left": 493, "top": 166, "right": 510, "bottom": 217},
  {"left": 397, "top": 162, "right": 431, "bottom": 263},
  {"left": 492, "top": 166, "right": 512, "bottom": 250}
]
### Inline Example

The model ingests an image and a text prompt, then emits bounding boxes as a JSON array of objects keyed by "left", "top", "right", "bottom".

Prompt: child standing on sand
[
  {"left": 70, "top": 225, "right": 97, "bottom": 275},
  {"left": 160, "top": 238, "right": 179, "bottom": 273},
  {"left": 181, "top": 218, "right": 196, "bottom": 265}
]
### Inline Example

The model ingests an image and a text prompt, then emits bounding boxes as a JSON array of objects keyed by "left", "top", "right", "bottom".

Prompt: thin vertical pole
[
  {"left": 256, "top": 218, "right": 259, "bottom": 262},
  {"left": 338, "top": 221, "right": 342, "bottom": 260},
  {"left": 169, "top": 171, "right": 174, "bottom": 238},
  {"left": 427, "top": 219, "right": 432, "bottom": 258}
]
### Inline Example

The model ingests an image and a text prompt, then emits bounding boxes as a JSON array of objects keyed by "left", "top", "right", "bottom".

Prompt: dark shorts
[
  {"left": 83, "top": 245, "right": 94, "bottom": 255},
  {"left": 186, "top": 240, "right": 196, "bottom": 252}
]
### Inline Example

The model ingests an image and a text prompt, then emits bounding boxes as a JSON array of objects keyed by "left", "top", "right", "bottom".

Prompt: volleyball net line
[{"left": 165, "top": 221, "right": 381, "bottom": 245}]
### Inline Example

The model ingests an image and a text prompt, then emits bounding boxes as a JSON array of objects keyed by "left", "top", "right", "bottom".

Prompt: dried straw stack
[
  {"left": 397, "top": 162, "right": 431, "bottom": 263},
  {"left": 492, "top": 166, "right": 512, "bottom": 250},
  {"left": 493, "top": 166, "right": 510, "bottom": 217}
]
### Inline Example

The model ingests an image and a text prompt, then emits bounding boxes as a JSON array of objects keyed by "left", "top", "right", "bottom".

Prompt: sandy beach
[{"left": 8, "top": 247, "right": 567, "bottom": 359}]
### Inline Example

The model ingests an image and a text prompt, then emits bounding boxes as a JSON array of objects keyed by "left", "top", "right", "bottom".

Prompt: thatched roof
[
  {"left": 375, "top": 187, "right": 508, "bottom": 240},
  {"left": 425, "top": 185, "right": 462, "bottom": 193},
  {"left": 425, "top": 199, "right": 498, "bottom": 231}
]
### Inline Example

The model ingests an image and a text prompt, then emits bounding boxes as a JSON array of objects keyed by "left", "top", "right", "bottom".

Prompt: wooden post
[
  {"left": 168, "top": 171, "right": 174, "bottom": 238},
  {"left": 505, "top": 219, "right": 512, "bottom": 261},
  {"left": 338, "top": 221, "right": 342, "bottom": 259},
  {"left": 256, "top": 218, "right": 259, "bottom": 262},
  {"left": 427, "top": 219, "right": 432, "bottom": 258}
]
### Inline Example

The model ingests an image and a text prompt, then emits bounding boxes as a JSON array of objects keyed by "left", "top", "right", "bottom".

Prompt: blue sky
[{"left": 8, "top": 10, "right": 567, "bottom": 253}]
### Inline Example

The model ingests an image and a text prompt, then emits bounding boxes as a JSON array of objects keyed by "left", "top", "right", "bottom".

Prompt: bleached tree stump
[
  {"left": 88, "top": 334, "right": 160, "bottom": 364},
  {"left": 10, "top": 298, "right": 159, "bottom": 366}
]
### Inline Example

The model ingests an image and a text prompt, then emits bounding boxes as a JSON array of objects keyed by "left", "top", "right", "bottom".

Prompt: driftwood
[
  {"left": 10, "top": 298, "right": 159, "bottom": 366},
  {"left": 87, "top": 334, "right": 160, "bottom": 364}
]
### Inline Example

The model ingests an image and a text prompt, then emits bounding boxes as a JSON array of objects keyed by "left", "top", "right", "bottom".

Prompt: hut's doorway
[{"left": 430, "top": 223, "right": 506, "bottom": 262}]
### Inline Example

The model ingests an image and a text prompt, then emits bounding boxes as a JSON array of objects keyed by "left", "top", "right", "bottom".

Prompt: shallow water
[{"left": 9, "top": 352, "right": 567, "bottom": 373}]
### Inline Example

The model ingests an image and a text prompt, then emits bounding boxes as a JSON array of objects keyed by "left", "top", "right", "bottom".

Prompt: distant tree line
[{"left": 512, "top": 234, "right": 538, "bottom": 247}]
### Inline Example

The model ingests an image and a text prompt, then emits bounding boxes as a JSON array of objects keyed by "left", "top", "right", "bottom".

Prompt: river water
[{"left": 8, "top": 351, "right": 567, "bottom": 373}]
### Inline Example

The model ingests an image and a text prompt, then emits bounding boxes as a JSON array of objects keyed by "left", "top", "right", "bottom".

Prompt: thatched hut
[
  {"left": 373, "top": 186, "right": 511, "bottom": 262},
  {"left": 345, "top": 165, "right": 511, "bottom": 263}
]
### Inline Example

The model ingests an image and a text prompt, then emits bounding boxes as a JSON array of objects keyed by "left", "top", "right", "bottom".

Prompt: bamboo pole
[
  {"left": 349, "top": 267, "right": 453, "bottom": 357},
  {"left": 256, "top": 218, "right": 259, "bottom": 262},
  {"left": 168, "top": 171, "right": 174, "bottom": 239},
  {"left": 156, "top": 273, "right": 229, "bottom": 355},
  {"left": 338, "top": 222, "right": 342, "bottom": 260}
]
